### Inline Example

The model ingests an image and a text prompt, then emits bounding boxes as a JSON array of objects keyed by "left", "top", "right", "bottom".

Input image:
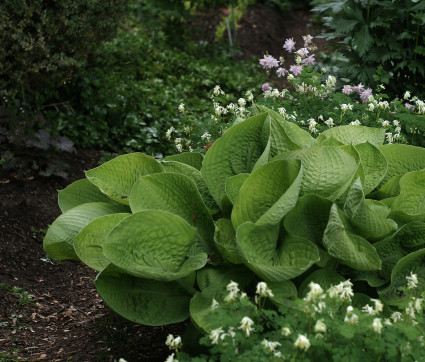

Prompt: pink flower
[
  {"left": 276, "top": 67, "right": 287, "bottom": 77},
  {"left": 296, "top": 48, "right": 309, "bottom": 58},
  {"left": 290, "top": 65, "right": 303, "bottom": 76},
  {"left": 301, "top": 55, "right": 315, "bottom": 65},
  {"left": 262, "top": 83, "right": 272, "bottom": 92},
  {"left": 283, "top": 38, "right": 296, "bottom": 53},
  {"left": 353, "top": 83, "right": 364, "bottom": 94},
  {"left": 405, "top": 103, "right": 415, "bottom": 111},
  {"left": 342, "top": 85, "right": 353, "bottom": 95},
  {"left": 303, "top": 34, "right": 313, "bottom": 46},
  {"left": 259, "top": 55, "right": 280, "bottom": 69},
  {"left": 360, "top": 88, "right": 372, "bottom": 103}
]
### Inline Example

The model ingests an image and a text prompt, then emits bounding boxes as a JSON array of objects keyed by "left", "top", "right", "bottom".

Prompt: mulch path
[{"left": 0, "top": 4, "right": 327, "bottom": 361}]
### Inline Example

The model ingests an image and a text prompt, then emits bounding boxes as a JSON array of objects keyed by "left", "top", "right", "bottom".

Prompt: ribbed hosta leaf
[
  {"left": 231, "top": 159, "right": 302, "bottom": 229},
  {"left": 317, "top": 125, "right": 386, "bottom": 147},
  {"left": 58, "top": 178, "right": 117, "bottom": 212},
  {"left": 73, "top": 213, "right": 130, "bottom": 271},
  {"left": 284, "top": 194, "right": 333, "bottom": 247},
  {"left": 371, "top": 175, "right": 402, "bottom": 200},
  {"left": 102, "top": 210, "right": 205, "bottom": 281},
  {"left": 273, "top": 146, "right": 358, "bottom": 201},
  {"left": 323, "top": 204, "right": 381, "bottom": 271},
  {"left": 390, "top": 170, "right": 425, "bottom": 215},
  {"left": 95, "top": 265, "right": 192, "bottom": 326},
  {"left": 196, "top": 264, "right": 254, "bottom": 290},
  {"left": 201, "top": 113, "right": 270, "bottom": 210},
  {"left": 378, "top": 144, "right": 425, "bottom": 185},
  {"left": 129, "top": 173, "right": 216, "bottom": 255},
  {"left": 163, "top": 152, "right": 204, "bottom": 170},
  {"left": 343, "top": 179, "right": 397, "bottom": 241},
  {"left": 236, "top": 222, "right": 319, "bottom": 282},
  {"left": 378, "top": 249, "right": 425, "bottom": 306},
  {"left": 85, "top": 153, "right": 163, "bottom": 204},
  {"left": 267, "top": 280, "right": 298, "bottom": 306},
  {"left": 252, "top": 104, "right": 315, "bottom": 156},
  {"left": 225, "top": 174, "right": 249, "bottom": 205},
  {"left": 160, "top": 160, "right": 218, "bottom": 211},
  {"left": 43, "top": 202, "right": 129, "bottom": 260},
  {"left": 214, "top": 218, "right": 243, "bottom": 264}
]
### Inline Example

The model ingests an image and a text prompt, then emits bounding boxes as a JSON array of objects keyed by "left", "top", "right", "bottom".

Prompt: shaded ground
[{"left": 0, "top": 4, "right": 325, "bottom": 361}]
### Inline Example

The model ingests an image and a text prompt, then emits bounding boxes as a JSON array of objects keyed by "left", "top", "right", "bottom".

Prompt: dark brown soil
[{"left": 0, "top": 4, "right": 325, "bottom": 361}]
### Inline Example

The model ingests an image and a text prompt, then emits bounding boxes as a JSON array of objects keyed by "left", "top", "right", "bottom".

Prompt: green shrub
[
  {"left": 43, "top": 105, "right": 425, "bottom": 329},
  {"left": 313, "top": 0, "right": 425, "bottom": 99},
  {"left": 0, "top": 0, "right": 130, "bottom": 94}
]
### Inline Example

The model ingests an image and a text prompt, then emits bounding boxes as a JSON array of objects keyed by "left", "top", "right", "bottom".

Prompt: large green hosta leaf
[
  {"left": 201, "top": 113, "right": 270, "bottom": 211},
  {"left": 231, "top": 159, "right": 303, "bottom": 229},
  {"left": 317, "top": 125, "right": 386, "bottom": 147},
  {"left": 95, "top": 265, "right": 192, "bottom": 326},
  {"left": 129, "top": 173, "right": 216, "bottom": 255},
  {"left": 214, "top": 218, "right": 244, "bottom": 264},
  {"left": 160, "top": 160, "right": 218, "bottom": 211},
  {"left": 323, "top": 204, "right": 381, "bottom": 271},
  {"left": 163, "top": 152, "right": 204, "bottom": 170},
  {"left": 378, "top": 144, "right": 425, "bottom": 185},
  {"left": 236, "top": 222, "right": 319, "bottom": 282},
  {"left": 353, "top": 142, "right": 387, "bottom": 194},
  {"left": 343, "top": 179, "right": 397, "bottom": 241},
  {"left": 252, "top": 104, "right": 315, "bottom": 155},
  {"left": 43, "top": 202, "right": 129, "bottom": 260},
  {"left": 85, "top": 153, "right": 163, "bottom": 204},
  {"left": 371, "top": 175, "right": 403, "bottom": 200},
  {"left": 378, "top": 249, "right": 425, "bottom": 306},
  {"left": 73, "top": 213, "right": 130, "bottom": 271},
  {"left": 225, "top": 174, "right": 250, "bottom": 205},
  {"left": 273, "top": 145, "right": 358, "bottom": 201},
  {"left": 58, "top": 179, "right": 118, "bottom": 212},
  {"left": 284, "top": 194, "right": 333, "bottom": 247},
  {"left": 102, "top": 210, "right": 206, "bottom": 281}
]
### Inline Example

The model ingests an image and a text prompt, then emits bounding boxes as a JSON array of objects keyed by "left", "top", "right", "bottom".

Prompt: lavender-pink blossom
[
  {"left": 296, "top": 48, "right": 309, "bottom": 58},
  {"left": 289, "top": 65, "right": 303, "bottom": 76},
  {"left": 342, "top": 85, "right": 353, "bottom": 95},
  {"left": 259, "top": 55, "right": 280, "bottom": 70},
  {"left": 283, "top": 38, "right": 296, "bottom": 53},
  {"left": 405, "top": 103, "right": 415, "bottom": 111},
  {"left": 360, "top": 88, "right": 372, "bottom": 103},
  {"left": 303, "top": 34, "right": 313, "bottom": 46},
  {"left": 301, "top": 55, "right": 315, "bottom": 66},
  {"left": 276, "top": 67, "right": 287, "bottom": 77},
  {"left": 353, "top": 83, "right": 364, "bottom": 94},
  {"left": 262, "top": 83, "right": 272, "bottom": 92}
]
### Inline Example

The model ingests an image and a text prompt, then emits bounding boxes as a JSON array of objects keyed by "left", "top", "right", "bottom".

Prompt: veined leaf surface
[
  {"left": 85, "top": 153, "right": 163, "bottom": 204},
  {"left": 214, "top": 218, "right": 243, "bottom": 264},
  {"left": 317, "top": 125, "right": 385, "bottom": 147},
  {"left": 163, "top": 152, "right": 204, "bottom": 170},
  {"left": 95, "top": 265, "right": 192, "bottom": 326}
]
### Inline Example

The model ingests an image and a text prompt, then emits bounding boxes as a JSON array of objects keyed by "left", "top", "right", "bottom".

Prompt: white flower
[
  {"left": 166, "top": 127, "right": 175, "bottom": 141},
  {"left": 176, "top": 144, "right": 183, "bottom": 153},
  {"left": 325, "top": 117, "right": 334, "bottom": 128},
  {"left": 272, "top": 89, "right": 280, "bottom": 98},
  {"left": 256, "top": 282, "right": 274, "bottom": 298},
  {"left": 368, "top": 103, "right": 375, "bottom": 112},
  {"left": 414, "top": 298, "right": 423, "bottom": 311},
  {"left": 378, "top": 101, "right": 389, "bottom": 110},
  {"left": 384, "top": 318, "right": 392, "bottom": 326},
  {"left": 304, "top": 282, "right": 323, "bottom": 302},
  {"left": 183, "top": 126, "right": 191, "bottom": 135},
  {"left": 407, "top": 272, "right": 418, "bottom": 289},
  {"left": 201, "top": 131, "right": 211, "bottom": 140},
  {"left": 165, "top": 353, "right": 177, "bottom": 362},
  {"left": 391, "top": 311, "right": 403, "bottom": 322},
  {"left": 346, "top": 306, "right": 354, "bottom": 314},
  {"left": 246, "top": 91, "right": 254, "bottom": 101},
  {"left": 328, "top": 280, "right": 354, "bottom": 301},
  {"left": 165, "top": 334, "right": 182, "bottom": 349},
  {"left": 178, "top": 103, "right": 185, "bottom": 113},
  {"left": 385, "top": 132, "right": 394, "bottom": 144},
  {"left": 371, "top": 298, "right": 384, "bottom": 314},
  {"left": 213, "top": 85, "right": 224, "bottom": 97},
  {"left": 372, "top": 318, "right": 383, "bottom": 334},
  {"left": 278, "top": 107, "right": 287, "bottom": 117},
  {"left": 294, "top": 334, "right": 311, "bottom": 351},
  {"left": 381, "top": 120, "right": 390, "bottom": 127},
  {"left": 239, "top": 316, "right": 255, "bottom": 337},
  {"left": 287, "top": 74, "right": 295, "bottom": 81},
  {"left": 238, "top": 98, "right": 246, "bottom": 107},
  {"left": 119, "top": 359, "right": 127, "bottom": 362},
  {"left": 282, "top": 327, "right": 291, "bottom": 336},
  {"left": 262, "top": 339, "right": 281, "bottom": 352},
  {"left": 211, "top": 298, "right": 219, "bottom": 311},
  {"left": 393, "top": 119, "right": 400, "bottom": 127},
  {"left": 240, "top": 292, "right": 247, "bottom": 300},
  {"left": 404, "top": 91, "right": 411, "bottom": 100},
  {"left": 326, "top": 75, "right": 336, "bottom": 88},
  {"left": 314, "top": 319, "right": 327, "bottom": 333},
  {"left": 313, "top": 301, "right": 326, "bottom": 313},
  {"left": 210, "top": 327, "right": 224, "bottom": 344},
  {"left": 362, "top": 304, "right": 375, "bottom": 315},
  {"left": 345, "top": 313, "right": 359, "bottom": 325},
  {"left": 227, "top": 103, "right": 236, "bottom": 111},
  {"left": 406, "top": 302, "right": 416, "bottom": 319}
]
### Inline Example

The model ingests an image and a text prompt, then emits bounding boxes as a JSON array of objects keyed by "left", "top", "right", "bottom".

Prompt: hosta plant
[{"left": 43, "top": 106, "right": 425, "bottom": 330}]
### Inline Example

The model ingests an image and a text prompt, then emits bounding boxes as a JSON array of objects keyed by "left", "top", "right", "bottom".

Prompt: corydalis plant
[{"left": 43, "top": 106, "right": 425, "bottom": 329}]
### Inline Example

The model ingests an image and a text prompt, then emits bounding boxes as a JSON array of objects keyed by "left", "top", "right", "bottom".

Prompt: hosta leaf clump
[{"left": 44, "top": 106, "right": 425, "bottom": 330}]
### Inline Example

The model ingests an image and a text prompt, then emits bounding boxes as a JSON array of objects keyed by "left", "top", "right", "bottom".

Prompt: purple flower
[
  {"left": 290, "top": 65, "right": 303, "bottom": 76},
  {"left": 276, "top": 67, "right": 287, "bottom": 77},
  {"left": 360, "top": 88, "right": 372, "bottom": 103},
  {"left": 342, "top": 85, "right": 353, "bottom": 95},
  {"left": 405, "top": 103, "right": 415, "bottom": 111},
  {"left": 283, "top": 38, "right": 296, "bottom": 53},
  {"left": 262, "top": 83, "right": 272, "bottom": 92},
  {"left": 296, "top": 48, "right": 309, "bottom": 58},
  {"left": 353, "top": 83, "right": 364, "bottom": 94},
  {"left": 259, "top": 55, "right": 280, "bottom": 70},
  {"left": 303, "top": 34, "right": 313, "bottom": 46},
  {"left": 301, "top": 55, "right": 315, "bottom": 66}
]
